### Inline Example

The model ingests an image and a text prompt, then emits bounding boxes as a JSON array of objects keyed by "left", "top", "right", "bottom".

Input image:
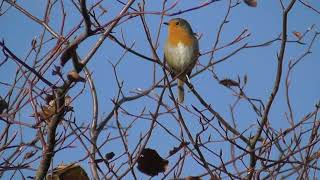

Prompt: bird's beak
[{"left": 163, "top": 22, "right": 169, "bottom": 26}]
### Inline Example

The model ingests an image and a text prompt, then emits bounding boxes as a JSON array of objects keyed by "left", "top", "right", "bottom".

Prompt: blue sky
[{"left": 1, "top": 0, "right": 319, "bottom": 179}]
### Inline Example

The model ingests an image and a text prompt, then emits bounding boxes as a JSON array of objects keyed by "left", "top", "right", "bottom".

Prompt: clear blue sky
[{"left": 1, "top": 0, "right": 319, "bottom": 179}]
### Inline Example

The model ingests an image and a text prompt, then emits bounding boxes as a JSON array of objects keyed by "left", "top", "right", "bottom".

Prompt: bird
[{"left": 164, "top": 18, "right": 199, "bottom": 103}]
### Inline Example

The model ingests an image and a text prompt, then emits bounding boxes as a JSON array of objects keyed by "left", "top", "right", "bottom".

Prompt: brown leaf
[
  {"left": 137, "top": 148, "right": 169, "bottom": 176},
  {"left": 0, "top": 99, "right": 8, "bottom": 114},
  {"left": 47, "top": 163, "right": 89, "bottom": 180},
  {"left": 219, "top": 79, "right": 239, "bottom": 88},
  {"left": 243, "top": 0, "right": 257, "bottom": 7},
  {"left": 35, "top": 95, "right": 72, "bottom": 122},
  {"left": 67, "top": 70, "right": 86, "bottom": 82},
  {"left": 169, "top": 141, "right": 190, "bottom": 156},
  {"left": 36, "top": 105, "right": 56, "bottom": 121},
  {"left": 293, "top": 31, "right": 302, "bottom": 40},
  {"left": 105, "top": 152, "right": 115, "bottom": 160}
]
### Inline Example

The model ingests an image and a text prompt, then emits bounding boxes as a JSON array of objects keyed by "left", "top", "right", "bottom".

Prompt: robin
[{"left": 164, "top": 18, "right": 199, "bottom": 103}]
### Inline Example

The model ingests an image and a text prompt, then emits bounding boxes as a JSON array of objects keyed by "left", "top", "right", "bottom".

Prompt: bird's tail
[{"left": 177, "top": 79, "right": 184, "bottom": 103}]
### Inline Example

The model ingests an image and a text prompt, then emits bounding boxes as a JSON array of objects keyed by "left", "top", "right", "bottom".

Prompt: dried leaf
[
  {"left": 169, "top": 141, "right": 190, "bottom": 156},
  {"left": 35, "top": 95, "right": 72, "bottom": 122},
  {"left": 293, "top": 31, "right": 302, "bottom": 40},
  {"left": 105, "top": 152, "right": 115, "bottom": 160},
  {"left": 243, "top": 0, "right": 257, "bottom": 7},
  {"left": 36, "top": 105, "right": 56, "bottom": 121},
  {"left": 0, "top": 99, "right": 8, "bottom": 114},
  {"left": 67, "top": 70, "right": 86, "bottom": 82},
  {"left": 47, "top": 163, "right": 89, "bottom": 180},
  {"left": 137, "top": 148, "right": 169, "bottom": 176},
  {"left": 219, "top": 79, "right": 239, "bottom": 88}
]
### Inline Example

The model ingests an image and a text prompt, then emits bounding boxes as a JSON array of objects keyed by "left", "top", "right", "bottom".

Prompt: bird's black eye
[{"left": 175, "top": 21, "right": 180, "bottom": 25}]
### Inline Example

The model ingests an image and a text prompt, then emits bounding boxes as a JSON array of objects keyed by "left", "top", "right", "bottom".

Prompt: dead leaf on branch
[
  {"left": 137, "top": 148, "right": 169, "bottom": 177},
  {"left": 36, "top": 105, "right": 56, "bottom": 122},
  {"left": 46, "top": 163, "right": 89, "bottom": 180},
  {"left": 243, "top": 0, "right": 257, "bottom": 7},
  {"left": 0, "top": 99, "right": 8, "bottom": 114},
  {"left": 33, "top": 96, "right": 73, "bottom": 122},
  {"left": 293, "top": 31, "right": 302, "bottom": 40},
  {"left": 219, "top": 79, "right": 239, "bottom": 88},
  {"left": 105, "top": 152, "right": 115, "bottom": 160}
]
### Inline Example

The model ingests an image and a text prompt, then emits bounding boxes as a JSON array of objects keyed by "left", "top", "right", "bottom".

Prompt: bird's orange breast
[{"left": 167, "top": 26, "right": 194, "bottom": 46}]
